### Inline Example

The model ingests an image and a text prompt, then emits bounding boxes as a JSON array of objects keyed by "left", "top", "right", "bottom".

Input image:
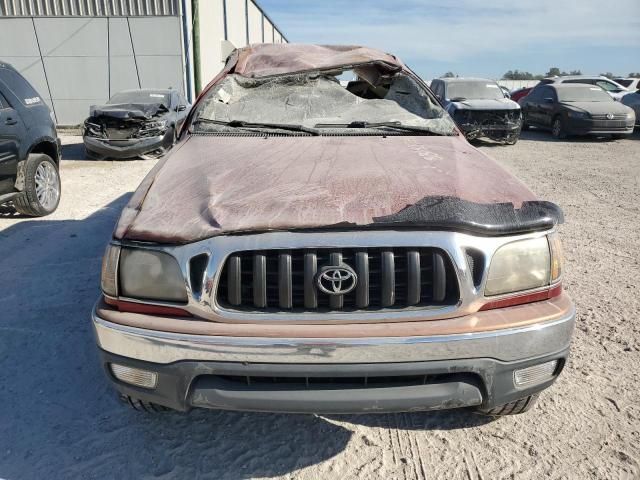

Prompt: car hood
[
  {"left": 88, "top": 103, "right": 169, "bottom": 120},
  {"left": 560, "top": 101, "right": 633, "bottom": 115},
  {"left": 450, "top": 98, "right": 520, "bottom": 111},
  {"left": 114, "top": 134, "right": 560, "bottom": 244}
]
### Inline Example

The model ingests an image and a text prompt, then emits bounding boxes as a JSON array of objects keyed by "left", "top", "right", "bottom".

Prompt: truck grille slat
[
  {"left": 278, "top": 252, "right": 293, "bottom": 309},
  {"left": 381, "top": 251, "right": 395, "bottom": 307},
  {"left": 355, "top": 251, "right": 369, "bottom": 308},
  {"left": 217, "top": 247, "right": 459, "bottom": 313},
  {"left": 407, "top": 250, "right": 421, "bottom": 305}
]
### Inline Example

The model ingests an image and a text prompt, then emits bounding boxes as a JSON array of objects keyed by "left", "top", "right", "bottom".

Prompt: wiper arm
[
  {"left": 191, "top": 118, "right": 320, "bottom": 135},
  {"left": 314, "top": 121, "right": 449, "bottom": 136}
]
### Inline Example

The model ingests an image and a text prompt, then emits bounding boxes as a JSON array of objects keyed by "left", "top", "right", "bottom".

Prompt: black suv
[{"left": 0, "top": 61, "right": 61, "bottom": 216}]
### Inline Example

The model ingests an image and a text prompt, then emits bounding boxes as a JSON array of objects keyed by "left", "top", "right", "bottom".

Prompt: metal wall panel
[{"left": 0, "top": 0, "right": 179, "bottom": 16}]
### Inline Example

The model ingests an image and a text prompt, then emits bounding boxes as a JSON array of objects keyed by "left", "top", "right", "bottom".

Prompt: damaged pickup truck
[
  {"left": 93, "top": 44, "right": 574, "bottom": 417},
  {"left": 431, "top": 78, "right": 522, "bottom": 144},
  {"left": 83, "top": 89, "right": 189, "bottom": 160}
]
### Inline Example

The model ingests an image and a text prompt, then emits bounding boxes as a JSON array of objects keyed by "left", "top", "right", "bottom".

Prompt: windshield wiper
[
  {"left": 191, "top": 118, "right": 320, "bottom": 135},
  {"left": 314, "top": 121, "right": 450, "bottom": 136}
]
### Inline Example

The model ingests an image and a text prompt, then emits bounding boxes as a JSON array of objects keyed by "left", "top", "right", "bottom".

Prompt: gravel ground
[{"left": 0, "top": 131, "right": 639, "bottom": 480}]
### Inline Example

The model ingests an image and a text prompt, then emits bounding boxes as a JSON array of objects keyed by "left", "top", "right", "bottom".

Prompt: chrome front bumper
[{"left": 92, "top": 302, "right": 575, "bottom": 365}]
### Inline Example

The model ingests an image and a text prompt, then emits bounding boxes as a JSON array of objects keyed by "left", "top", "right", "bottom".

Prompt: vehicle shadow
[{"left": 0, "top": 196, "right": 492, "bottom": 480}]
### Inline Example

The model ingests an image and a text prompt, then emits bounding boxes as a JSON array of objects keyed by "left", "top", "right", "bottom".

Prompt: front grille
[
  {"left": 591, "top": 114, "right": 627, "bottom": 120},
  {"left": 591, "top": 120, "right": 629, "bottom": 129},
  {"left": 216, "top": 247, "right": 459, "bottom": 312},
  {"left": 211, "top": 373, "right": 465, "bottom": 390}
]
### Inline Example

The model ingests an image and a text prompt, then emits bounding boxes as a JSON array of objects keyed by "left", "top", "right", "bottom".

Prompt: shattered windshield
[
  {"left": 446, "top": 81, "right": 505, "bottom": 101},
  {"left": 557, "top": 87, "right": 613, "bottom": 102},
  {"left": 108, "top": 90, "right": 171, "bottom": 107},
  {"left": 191, "top": 68, "right": 457, "bottom": 136}
]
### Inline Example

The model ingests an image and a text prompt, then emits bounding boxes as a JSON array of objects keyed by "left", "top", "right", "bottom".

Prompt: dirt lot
[{"left": 1, "top": 131, "right": 639, "bottom": 480}]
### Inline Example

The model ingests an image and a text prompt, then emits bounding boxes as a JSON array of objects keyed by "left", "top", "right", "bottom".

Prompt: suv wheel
[
  {"left": 551, "top": 117, "right": 566, "bottom": 139},
  {"left": 476, "top": 394, "right": 539, "bottom": 416},
  {"left": 13, "top": 153, "right": 61, "bottom": 216}
]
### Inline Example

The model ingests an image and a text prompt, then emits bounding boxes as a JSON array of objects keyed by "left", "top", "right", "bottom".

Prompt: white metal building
[{"left": 0, "top": 0, "right": 287, "bottom": 125}]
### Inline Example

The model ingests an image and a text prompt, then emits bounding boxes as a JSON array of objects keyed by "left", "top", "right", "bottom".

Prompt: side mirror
[
  {"left": 544, "top": 97, "right": 554, "bottom": 104},
  {"left": 177, "top": 105, "right": 187, "bottom": 112}
]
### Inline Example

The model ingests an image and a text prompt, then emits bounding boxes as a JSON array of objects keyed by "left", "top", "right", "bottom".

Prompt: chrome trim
[
  {"left": 110, "top": 229, "right": 556, "bottom": 323},
  {"left": 93, "top": 303, "right": 575, "bottom": 364}
]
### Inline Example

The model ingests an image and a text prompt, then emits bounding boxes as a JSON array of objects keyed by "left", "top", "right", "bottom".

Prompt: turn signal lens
[
  {"left": 101, "top": 244, "right": 121, "bottom": 297},
  {"left": 514, "top": 360, "right": 558, "bottom": 388},
  {"left": 110, "top": 364, "right": 158, "bottom": 389},
  {"left": 548, "top": 233, "right": 563, "bottom": 282}
]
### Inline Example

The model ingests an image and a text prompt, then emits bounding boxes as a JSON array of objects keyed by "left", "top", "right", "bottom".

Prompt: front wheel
[
  {"left": 13, "top": 153, "right": 61, "bottom": 216},
  {"left": 551, "top": 117, "right": 566, "bottom": 139}
]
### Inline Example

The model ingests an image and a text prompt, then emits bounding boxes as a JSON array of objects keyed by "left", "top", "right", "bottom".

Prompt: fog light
[
  {"left": 513, "top": 360, "right": 558, "bottom": 388},
  {"left": 110, "top": 364, "right": 158, "bottom": 389}
]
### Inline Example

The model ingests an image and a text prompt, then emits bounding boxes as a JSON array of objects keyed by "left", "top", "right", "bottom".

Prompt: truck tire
[
  {"left": 476, "top": 394, "right": 539, "bottom": 416},
  {"left": 13, "top": 153, "right": 61, "bottom": 216},
  {"left": 120, "top": 394, "right": 170, "bottom": 413}
]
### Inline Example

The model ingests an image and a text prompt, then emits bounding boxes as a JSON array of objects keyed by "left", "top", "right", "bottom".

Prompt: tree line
[{"left": 440, "top": 69, "right": 640, "bottom": 80}]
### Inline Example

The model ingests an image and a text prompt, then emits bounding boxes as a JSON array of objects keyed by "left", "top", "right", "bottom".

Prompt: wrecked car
[
  {"left": 83, "top": 89, "right": 189, "bottom": 160},
  {"left": 431, "top": 77, "right": 522, "bottom": 144},
  {"left": 0, "top": 61, "right": 61, "bottom": 216},
  {"left": 92, "top": 44, "right": 574, "bottom": 417}
]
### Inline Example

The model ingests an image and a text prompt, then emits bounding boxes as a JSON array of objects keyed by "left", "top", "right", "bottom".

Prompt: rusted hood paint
[
  {"left": 233, "top": 43, "right": 405, "bottom": 78},
  {"left": 114, "top": 134, "right": 542, "bottom": 244}
]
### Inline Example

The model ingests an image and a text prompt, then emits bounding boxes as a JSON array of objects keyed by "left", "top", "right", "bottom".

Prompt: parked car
[
  {"left": 520, "top": 84, "right": 635, "bottom": 138},
  {"left": 614, "top": 78, "right": 640, "bottom": 91},
  {"left": 430, "top": 77, "right": 522, "bottom": 144},
  {"left": 510, "top": 86, "right": 534, "bottom": 103},
  {"left": 0, "top": 61, "right": 61, "bottom": 216},
  {"left": 620, "top": 90, "right": 640, "bottom": 126},
  {"left": 537, "top": 75, "right": 629, "bottom": 101},
  {"left": 83, "top": 89, "right": 189, "bottom": 160},
  {"left": 93, "top": 44, "right": 574, "bottom": 417}
]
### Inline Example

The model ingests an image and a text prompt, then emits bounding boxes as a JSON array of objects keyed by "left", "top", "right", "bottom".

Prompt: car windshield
[
  {"left": 557, "top": 87, "right": 613, "bottom": 102},
  {"left": 446, "top": 81, "right": 505, "bottom": 100},
  {"left": 190, "top": 68, "right": 457, "bottom": 136},
  {"left": 108, "top": 90, "right": 170, "bottom": 107}
]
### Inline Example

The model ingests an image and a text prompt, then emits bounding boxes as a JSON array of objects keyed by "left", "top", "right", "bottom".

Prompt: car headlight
[
  {"left": 485, "top": 235, "right": 560, "bottom": 296},
  {"left": 142, "top": 120, "right": 168, "bottom": 130},
  {"left": 567, "top": 111, "right": 588, "bottom": 119},
  {"left": 627, "top": 111, "right": 635, "bottom": 119},
  {"left": 118, "top": 248, "right": 188, "bottom": 303},
  {"left": 84, "top": 120, "right": 104, "bottom": 137}
]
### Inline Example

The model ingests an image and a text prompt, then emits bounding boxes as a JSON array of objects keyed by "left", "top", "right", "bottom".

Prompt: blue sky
[{"left": 259, "top": 0, "right": 640, "bottom": 80}]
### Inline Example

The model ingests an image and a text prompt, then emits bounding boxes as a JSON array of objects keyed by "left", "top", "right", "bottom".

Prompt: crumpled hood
[
  {"left": 88, "top": 103, "right": 168, "bottom": 120},
  {"left": 114, "top": 134, "right": 548, "bottom": 244},
  {"left": 450, "top": 98, "right": 520, "bottom": 111}
]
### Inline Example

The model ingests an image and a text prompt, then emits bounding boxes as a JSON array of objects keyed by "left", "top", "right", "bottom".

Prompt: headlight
[
  {"left": 567, "top": 111, "right": 588, "bottom": 119},
  {"left": 119, "top": 248, "right": 187, "bottom": 303},
  {"left": 142, "top": 120, "right": 168, "bottom": 130},
  {"left": 485, "top": 237, "right": 551, "bottom": 296},
  {"left": 627, "top": 111, "right": 635, "bottom": 119},
  {"left": 85, "top": 121, "right": 103, "bottom": 137}
]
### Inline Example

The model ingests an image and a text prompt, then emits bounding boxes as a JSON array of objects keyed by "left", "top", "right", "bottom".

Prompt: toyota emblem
[
  {"left": 316, "top": 264, "right": 358, "bottom": 295},
  {"left": 606, "top": 113, "right": 614, "bottom": 120}
]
